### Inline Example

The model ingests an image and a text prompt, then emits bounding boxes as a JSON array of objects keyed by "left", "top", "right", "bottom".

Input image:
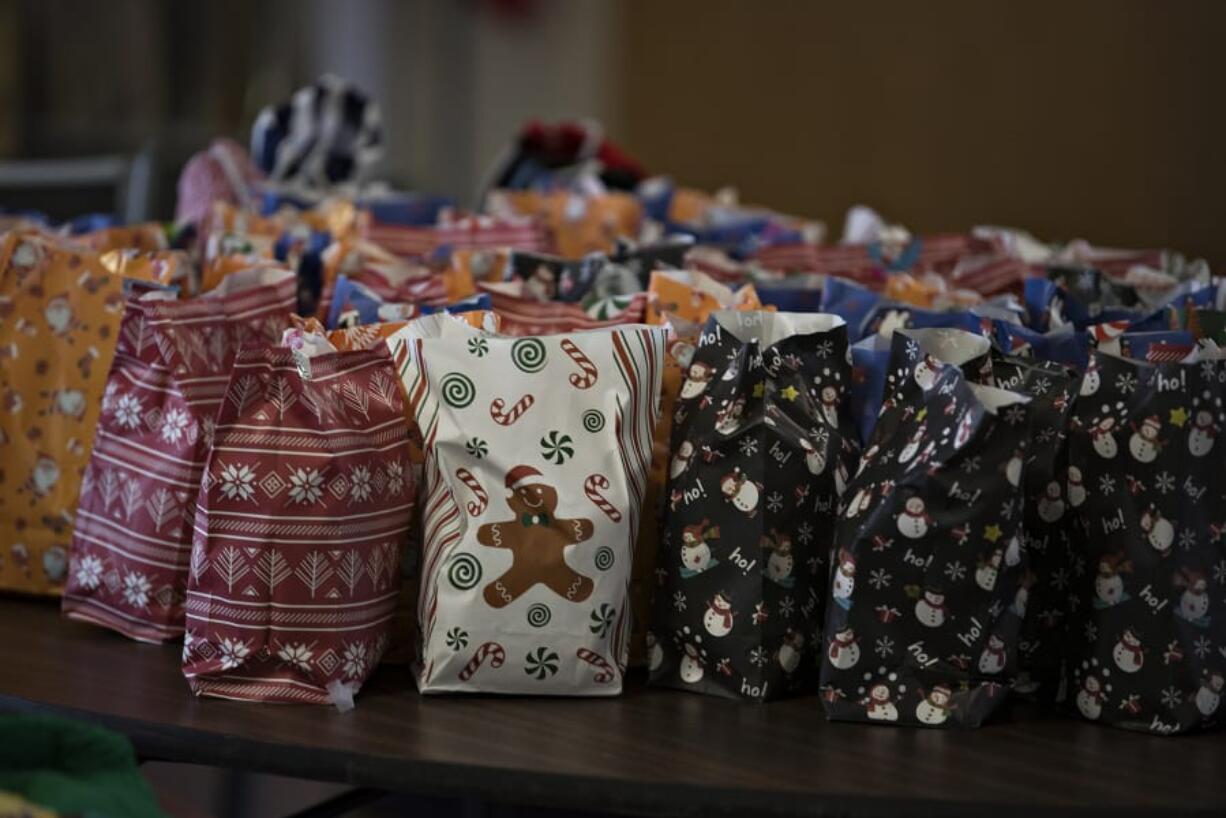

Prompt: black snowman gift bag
[
  {"left": 820, "top": 347, "right": 1032, "bottom": 728},
  {"left": 1065, "top": 350, "right": 1225, "bottom": 734},
  {"left": 648, "top": 310, "right": 859, "bottom": 701}
]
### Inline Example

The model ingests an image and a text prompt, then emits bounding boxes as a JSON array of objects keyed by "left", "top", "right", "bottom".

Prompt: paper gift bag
[
  {"left": 401, "top": 322, "right": 665, "bottom": 694},
  {"left": 1065, "top": 350, "right": 1225, "bottom": 733},
  {"left": 820, "top": 349, "right": 1032, "bottom": 728},
  {"left": 181, "top": 339, "right": 413, "bottom": 704},
  {"left": 649, "top": 311, "right": 859, "bottom": 701},
  {"left": 62, "top": 268, "right": 295, "bottom": 642},
  {"left": 0, "top": 233, "right": 167, "bottom": 595}
]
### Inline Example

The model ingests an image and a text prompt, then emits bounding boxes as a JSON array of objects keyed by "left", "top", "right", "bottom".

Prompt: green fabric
[{"left": 0, "top": 716, "right": 166, "bottom": 818}]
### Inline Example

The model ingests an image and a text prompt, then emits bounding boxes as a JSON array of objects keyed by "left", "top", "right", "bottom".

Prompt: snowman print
[
  {"left": 1174, "top": 568, "right": 1210, "bottom": 625},
  {"left": 1004, "top": 447, "right": 1024, "bottom": 488},
  {"left": 896, "top": 496, "right": 932, "bottom": 539},
  {"left": 898, "top": 424, "right": 927, "bottom": 464},
  {"left": 915, "top": 588, "right": 947, "bottom": 628},
  {"left": 1036, "top": 481, "right": 1065, "bottom": 523},
  {"left": 763, "top": 531, "right": 795, "bottom": 588},
  {"left": 1079, "top": 357, "right": 1101, "bottom": 396},
  {"left": 1196, "top": 672, "right": 1224, "bottom": 717},
  {"left": 679, "top": 640, "right": 707, "bottom": 683},
  {"left": 1188, "top": 409, "right": 1218, "bottom": 457},
  {"left": 1094, "top": 554, "right": 1131, "bottom": 608},
  {"left": 646, "top": 632, "right": 664, "bottom": 673},
  {"left": 1112, "top": 628, "right": 1145, "bottom": 674},
  {"left": 975, "top": 551, "right": 1002, "bottom": 591},
  {"left": 720, "top": 469, "right": 761, "bottom": 516},
  {"left": 800, "top": 436, "right": 827, "bottom": 476},
  {"left": 818, "top": 384, "right": 841, "bottom": 427},
  {"left": 702, "top": 592, "right": 735, "bottom": 638},
  {"left": 1139, "top": 505, "right": 1174, "bottom": 554},
  {"left": 1128, "top": 415, "right": 1164, "bottom": 463},
  {"left": 1089, "top": 416, "right": 1118, "bottom": 459},
  {"left": 827, "top": 627, "right": 861, "bottom": 670},
  {"left": 915, "top": 685, "right": 954, "bottom": 726},
  {"left": 670, "top": 440, "right": 696, "bottom": 480},
  {"left": 844, "top": 486, "right": 873, "bottom": 519},
  {"left": 679, "top": 521, "right": 718, "bottom": 577},
  {"left": 777, "top": 630, "right": 805, "bottom": 674},
  {"left": 977, "top": 634, "right": 1008, "bottom": 675},
  {"left": 858, "top": 668, "right": 905, "bottom": 722},
  {"left": 832, "top": 550, "right": 856, "bottom": 610},
  {"left": 714, "top": 396, "right": 747, "bottom": 436},
  {"left": 913, "top": 355, "right": 940, "bottom": 390},
  {"left": 1076, "top": 669, "right": 1110, "bottom": 720},
  {"left": 679, "top": 361, "right": 716, "bottom": 400},
  {"left": 1067, "top": 465, "right": 1086, "bottom": 508}
]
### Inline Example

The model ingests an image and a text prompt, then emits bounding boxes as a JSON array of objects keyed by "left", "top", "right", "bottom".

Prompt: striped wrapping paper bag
[
  {"left": 62, "top": 268, "right": 295, "bottom": 642},
  {"left": 396, "top": 321, "right": 665, "bottom": 694},
  {"left": 181, "top": 339, "right": 414, "bottom": 704}
]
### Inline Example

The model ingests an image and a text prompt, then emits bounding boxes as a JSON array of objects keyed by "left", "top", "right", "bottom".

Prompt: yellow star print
[
  {"left": 916, "top": 407, "right": 928, "bottom": 422},
  {"left": 752, "top": 382, "right": 765, "bottom": 398},
  {"left": 1169, "top": 407, "right": 1188, "bottom": 427},
  {"left": 780, "top": 385, "right": 800, "bottom": 401},
  {"left": 984, "top": 524, "right": 1002, "bottom": 543}
]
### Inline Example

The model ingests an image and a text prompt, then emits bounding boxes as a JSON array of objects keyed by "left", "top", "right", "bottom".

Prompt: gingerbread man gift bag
[
  {"left": 649, "top": 310, "right": 860, "bottom": 701},
  {"left": 401, "top": 322, "right": 665, "bottom": 694},
  {"left": 819, "top": 339, "right": 1032, "bottom": 729},
  {"left": 1064, "top": 350, "right": 1226, "bottom": 734}
]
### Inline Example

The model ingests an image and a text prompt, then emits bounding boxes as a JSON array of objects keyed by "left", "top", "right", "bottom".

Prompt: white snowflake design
[
  {"left": 349, "top": 465, "right": 373, "bottom": 503},
  {"left": 74, "top": 555, "right": 103, "bottom": 590},
  {"left": 1036, "top": 427, "right": 1057, "bottom": 444},
  {"left": 1031, "top": 377, "right": 1051, "bottom": 396},
  {"left": 875, "top": 636, "right": 895, "bottom": 658},
  {"left": 1098, "top": 474, "right": 1116, "bottom": 495},
  {"left": 342, "top": 641, "right": 369, "bottom": 680},
  {"left": 868, "top": 568, "right": 892, "bottom": 590},
  {"left": 779, "top": 596, "right": 796, "bottom": 617},
  {"left": 672, "top": 591, "right": 687, "bottom": 612},
  {"left": 766, "top": 492, "right": 784, "bottom": 513},
  {"left": 122, "top": 571, "right": 151, "bottom": 609},
  {"left": 944, "top": 561, "right": 967, "bottom": 582},
  {"left": 1051, "top": 567, "right": 1070, "bottom": 591},
  {"left": 797, "top": 522, "right": 814, "bottom": 545},
  {"left": 749, "top": 646, "right": 769, "bottom": 668},
  {"left": 217, "top": 462, "right": 258, "bottom": 502},
  {"left": 1179, "top": 528, "right": 1196, "bottom": 551},
  {"left": 1201, "top": 360, "right": 1218, "bottom": 381},
  {"left": 159, "top": 407, "right": 191, "bottom": 446},
  {"left": 961, "top": 456, "right": 981, "bottom": 474},
  {"left": 816, "top": 340, "right": 835, "bottom": 358},
  {"left": 1084, "top": 621, "right": 1098, "bottom": 642},
  {"left": 738, "top": 438, "right": 759, "bottom": 457},
  {"left": 278, "top": 642, "right": 314, "bottom": 672},
  {"left": 288, "top": 467, "right": 325, "bottom": 505},
  {"left": 1214, "top": 560, "right": 1226, "bottom": 586},
  {"left": 1004, "top": 405, "right": 1026, "bottom": 426},
  {"left": 386, "top": 460, "right": 406, "bottom": 495},
  {"left": 1193, "top": 636, "right": 1213, "bottom": 659},
  {"left": 113, "top": 393, "right": 143, "bottom": 430},
  {"left": 1160, "top": 686, "right": 1183, "bottom": 710},
  {"left": 219, "top": 637, "right": 251, "bottom": 670},
  {"left": 1115, "top": 373, "right": 1138, "bottom": 395},
  {"left": 1155, "top": 471, "right": 1175, "bottom": 494}
]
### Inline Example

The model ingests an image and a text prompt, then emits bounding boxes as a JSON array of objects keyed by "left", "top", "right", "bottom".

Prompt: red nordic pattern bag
[
  {"left": 181, "top": 342, "right": 413, "bottom": 704},
  {"left": 62, "top": 268, "right": 295, "bottom": 642}
]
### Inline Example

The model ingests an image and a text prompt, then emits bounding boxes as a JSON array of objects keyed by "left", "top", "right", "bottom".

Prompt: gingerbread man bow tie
[{"left": 521, "top": 513, "right": 551, "bottom": 527}]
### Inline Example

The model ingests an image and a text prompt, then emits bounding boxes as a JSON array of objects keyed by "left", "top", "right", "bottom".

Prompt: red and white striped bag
[
  {"left": 63, "top": 268, "right": 295, "bottom": 642},
  {"left": 181, "top": 336, "right": 414, "bottom": 704}
]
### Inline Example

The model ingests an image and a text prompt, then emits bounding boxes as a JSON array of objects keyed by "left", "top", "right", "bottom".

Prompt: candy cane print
[
  {"left": 489, "top": 394, "right": 535, "bottom": 426},
  {"left": 576, "top": 647, "right": 616, "bottom": 684},
  {"left": 584, "top": 474, "right": 621, "bottom": 522},
  {"left": 458, "top": 641, "right": 506, "bottom": 681},
  {"left": 455, "top": 467, "right": 488, "bottom": 516},
  {"left": 561, "top": 338, "right": 598, "bottom": 389}
]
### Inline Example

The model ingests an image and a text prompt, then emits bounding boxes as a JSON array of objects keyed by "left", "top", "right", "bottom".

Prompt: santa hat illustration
[
  {"left": 1098, "top": 552, "right": 1132, "bottom": 576},
  {"left": 506, "top": 464, "right": 545, "bottom": 493}
]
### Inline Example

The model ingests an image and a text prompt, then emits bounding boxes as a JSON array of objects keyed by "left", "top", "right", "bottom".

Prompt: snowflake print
[
  {"left": 465, "top": 438, "right": 489, "bottom": 459},
  {"left": 1115, "top": 373, "right": 1138, "bottom": 394},
  {"left": 738, "top": 438, "right": 759, "bottom": 457},
  {"left": 160, "top": 407, "right": 191, "bottom": 446},
  {"left": 961, "top": 456, "right": 981, "bottom": 474},
  {"left": 1084, "top": 621, "right": 1098, "bottom": 642},
  {"left": 287, "top": 468, "right": 325, "bottom": 505},
  {"left": 766, "top": 492, "right": 784, "bottom": 513},
  {"left": 1179, "top": 528, "right": 1196, "bottom": 551},
  {"left": 218, "top": 462, "right": 258, "bottom": 502},
  {"left": 1193, "top": 636, "right": 1213, "bottom": 659},
  {"left": 122, "top": 571, "right": 151, "bottom": 609},
  {"left": 113, "top": 393, "right": 143, "bottom": 430},
  {"left": 349, "top": 465, "right": 373, "bottom": 503},
  {"left": 1036, "top": 426, "right": 1056, "bottom": 444},
  {"left": 944, "top": 561, "right": 967, "bottom": 582},
  {"left": 1201, "top": 360, "right": 1218, "bottom": 381},
  {"left": 749, "top": 646, "right": 769, "bottom": 668},
  {"left": 219, "top": 637, "right": 251, "bottom": 670},
  {"left": 1160, "top": 686, "right": 1183, "bottom": 710},
  {"left": 1051, "top": 567, "right": 1070, "bottom": 591},
  {"left": 1031, "top": 377, "right": 1051, "bottom": 396},
  {"left": 1214, "top": 560, "right": 1226, "bottom": 586},
  {"left": 797, "top": 522, "right": 814, "bottom": 545},
  {"left": 1155, "top": 471, "right": 1175, "bottom": 494},
  {"left": 342, "top": 641, "right": 368, "bottom": 680},
  {"left": 988, "top": 599, "right": 1004, "bottom": 619},
  {"left": 816, "top": 340, "right": 835, "bottom": 358},
  {"left": 904, "top": 339, "right": 919, "bottom": 359},
  {"left": 868, "top": 568, "right": 892, "bottom": 590},
  {"left": 672, "top": 591, "right": 687, "bottom": 612},
  {"left": 1098, "top": 474, "right": 1116, "bottom": 495},
  {"left": 277, "top": 642, "right": 314, "bottom": 672},
  {"left": 779, "top": 596, "right": 796, "bottom": 617},
  {"left": 1000, "top": 501, "right": 1015, "bottom": 521},
  {"left": 1004, "top": 405, "right": 1026, "bottom": 426},
  {"left": 385, "top": 460, "right": 405, "bottom": 495},
  {"left": 74, "top": 555, "right": 103, "bottom": 590},
  {"left": 875, "top": 637, "right": 895, "bottom": 658}
]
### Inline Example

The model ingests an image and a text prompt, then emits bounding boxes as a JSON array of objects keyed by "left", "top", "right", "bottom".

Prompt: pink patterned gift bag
[
  {"left": 181, "top": 336, "right": 414, "bottom": 704},
  {"left": 63, "top": 268, "right": 295, "bottom": 642}
]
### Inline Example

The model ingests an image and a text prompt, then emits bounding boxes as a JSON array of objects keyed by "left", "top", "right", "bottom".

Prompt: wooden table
[{"left": 0, "top": 596, "right": 1222, "bottom": 818}]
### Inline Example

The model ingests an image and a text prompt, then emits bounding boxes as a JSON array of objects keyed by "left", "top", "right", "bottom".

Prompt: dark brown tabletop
[{"left": 0, "top": 596, "right": 1222, "bottom": 817}]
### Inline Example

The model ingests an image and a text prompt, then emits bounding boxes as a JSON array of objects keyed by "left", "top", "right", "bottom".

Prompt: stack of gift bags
[{"left": 0, "top": 79, "right": 1221, "bottom": 733}]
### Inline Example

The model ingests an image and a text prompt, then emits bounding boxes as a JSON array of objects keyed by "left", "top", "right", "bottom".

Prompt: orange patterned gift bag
[
  {"left": 63, "top": 268, "right": 295, "bottom": 641},
  {"left": 0, "top": 232, "right": 165, "bottom": 595}
]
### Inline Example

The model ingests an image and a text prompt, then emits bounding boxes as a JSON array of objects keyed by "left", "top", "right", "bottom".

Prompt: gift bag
[
  {"left": 820, "top": 342, "right": 1031, "bottom": 728},
  {"left": 403, "top": 322, "right": 665, "bottom": 694},
  {"left": 181, "top": 336, "right": 413, "bottom": 704},
  {"left": 63, "top": 268, "right": 295, "bottom": 641},
  {"left": 1065, "top": 350, "right": 1225, "bottom": 733},
  {"left": 649, "top": 311, "right": 859, "bottom": 700},
  {"left": 0, "top": 233, "right": 165, "bottom": 595}
]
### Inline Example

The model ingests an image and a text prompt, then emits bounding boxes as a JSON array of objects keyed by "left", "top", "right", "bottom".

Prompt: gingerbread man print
[{"left": 476, "top": 465, "right": 596, "bottom": 607}]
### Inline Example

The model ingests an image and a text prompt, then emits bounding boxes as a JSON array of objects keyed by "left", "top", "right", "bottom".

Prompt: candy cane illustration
[
  {"left": 458, "top": 641, "right": 506, "bottom": 681},
  {"left": 455, "top": 467, "right": 488, "bottom": 516},
  {"left": 584, "top": 474, "right": 622, "bottom": 522},
  {"left": 576, "top": 647, "right": 616, "bottom": 684},
  {"left": 489, "top": 394, "right": 535, "bottom": 426},
  {"left": 561, "top": 338, "right": 598, "bottom": 389}
]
